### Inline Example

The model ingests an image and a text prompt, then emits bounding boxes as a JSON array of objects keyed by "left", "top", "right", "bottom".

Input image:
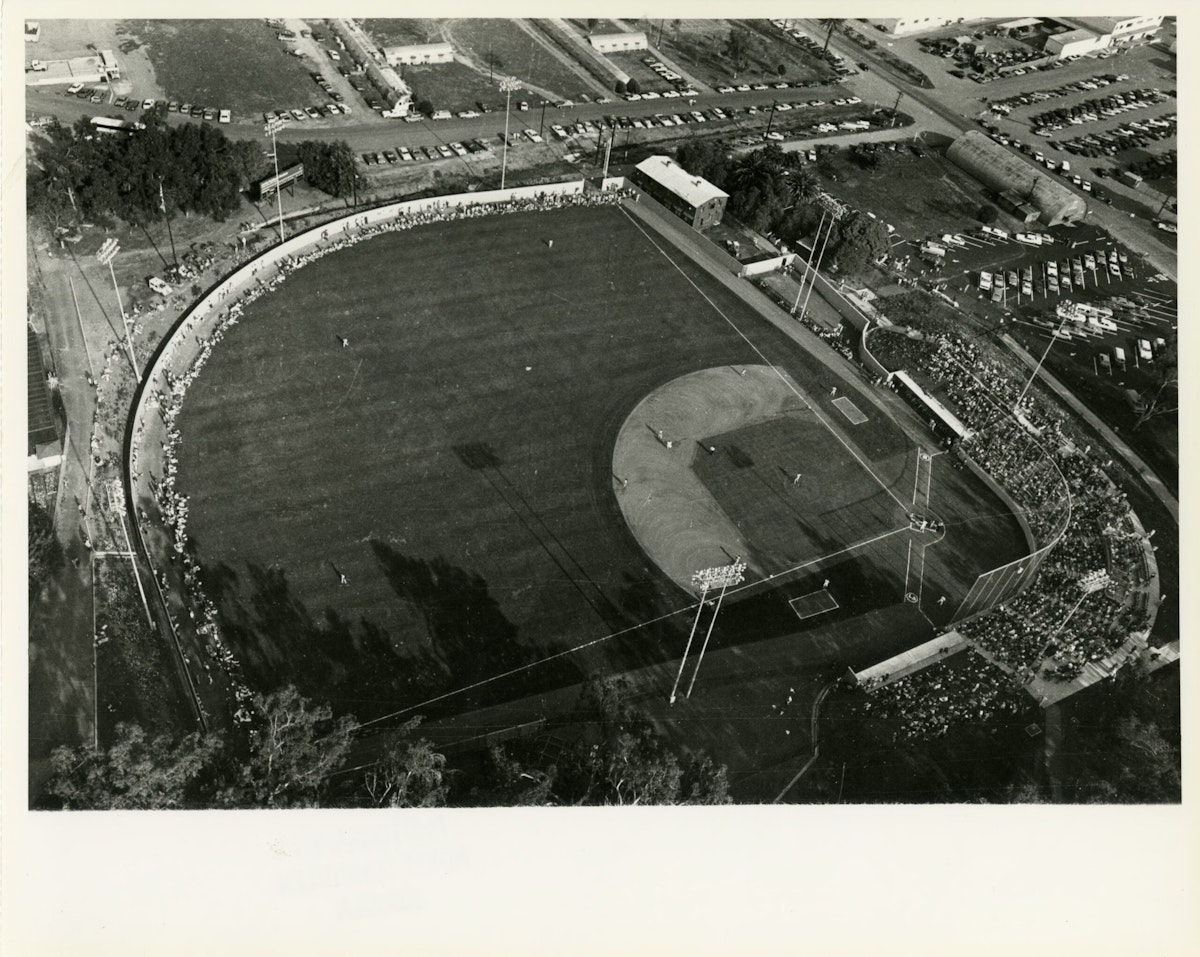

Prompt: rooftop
[{"left": 634, "top": 155, "right": 728, "bottom": 208}]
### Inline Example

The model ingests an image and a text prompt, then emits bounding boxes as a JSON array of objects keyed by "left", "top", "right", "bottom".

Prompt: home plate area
[
  {"left": 789, "top": 588, "right": 840, "bottom": 621},
  {"left": 833, "top": 395, "right": 868, "bottom": 425}
]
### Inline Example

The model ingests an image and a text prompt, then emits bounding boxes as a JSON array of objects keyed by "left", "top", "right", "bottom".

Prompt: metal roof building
[
  {"left": 947, "top": 131, "right": 1086, "bottom": 227},
  {"left": 589, "top": 31, "right": 648, "bottom": 53},
  {"left": 384, "top": 42, "right": 454, "bottom": 65},
  {"left": 631, "top": 155, "right": 729, "bottom": 229}
]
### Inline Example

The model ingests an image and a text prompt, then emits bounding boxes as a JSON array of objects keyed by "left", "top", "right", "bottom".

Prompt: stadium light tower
[
  {"left": 1016, "top": 309, "right": 1073, "bottom": 404},
  {"left": 499, "top": 75, "right": 521, "bottom": 191},
  {"left": 264, "top": 115, "right": 288, "bottom": 241},
  {"left": 670, "top": 559, "right": 747, "bottom": 704},
  {"left": 96, "top": 238, "right": 139, "bottom": 379}
]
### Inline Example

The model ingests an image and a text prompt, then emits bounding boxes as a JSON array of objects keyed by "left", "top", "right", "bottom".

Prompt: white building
[
  {"left": 384, "top": 42, "right": 453, "bottom": 65},
  {"left": 1076, "top": 16, "right": 1164, "bottom": 44},
  {"left": 872, "top": 17, "right": 960, "bottom": 36},
  {"left": 1045, "top": 28, "right": 1112, "bottom": 59},
  {"left": 589, "top": 31, "right": 648, "bottom": 53}
]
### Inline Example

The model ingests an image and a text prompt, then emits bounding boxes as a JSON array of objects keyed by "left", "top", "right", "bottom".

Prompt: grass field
[
  {"left": 656, "top": 18, "right": 833, "bottom": 89},
  {"left": 363, "top": 19, "right": 592, "bottom": 109},
  {"left": 122, "top": 19, "right": 324, "bottom": 113},
  {"left": 450, "top": 19, "right": 592, "bottom": 100},
  {"left": 175, "top": 203, "right": 1028, "bottom": 733},
  {"left": 817, "top": 145, "right": 991, "bottom": 240}
]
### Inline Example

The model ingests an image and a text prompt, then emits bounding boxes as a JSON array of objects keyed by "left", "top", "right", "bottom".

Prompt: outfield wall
[{"left": 122, "top": 179, "right": 588, "bottom": 728}]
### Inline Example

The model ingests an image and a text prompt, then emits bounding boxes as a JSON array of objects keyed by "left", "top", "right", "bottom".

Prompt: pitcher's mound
[{"left": 611, "top": 365, "right": 812, "bottom": 596}]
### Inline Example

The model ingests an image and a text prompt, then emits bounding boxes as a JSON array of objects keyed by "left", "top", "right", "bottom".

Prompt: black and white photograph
[{"left": 4, "top": 5, "right": 1195, "bottom": 955}]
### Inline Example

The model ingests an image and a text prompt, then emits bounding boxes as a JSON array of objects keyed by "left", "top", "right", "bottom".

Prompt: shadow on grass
[{"left": 199, "top": 543, "right": 585, "bottom": 723}]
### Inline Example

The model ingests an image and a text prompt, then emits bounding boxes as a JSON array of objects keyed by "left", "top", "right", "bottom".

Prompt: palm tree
[
  {"left": 786, "top": 168, "right": 820, "bottom": 205},
  {"left": 819, "top": 18, "right": 845, "bottom": 55}
]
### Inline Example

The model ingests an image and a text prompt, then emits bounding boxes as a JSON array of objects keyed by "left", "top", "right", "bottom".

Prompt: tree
[
  {"left": 614, "top": 78, "right": 627, "bottom": 95},
  {"left": 216, "top": 686, "right": 358, "bottom": 809},
  {"left": 585, "top": 18, "right": 598, "bottom": 34},
  {"left": 819, "top": 18, "right": 846, "bottom": 55},
  {"left": 28, "top": 499, "right": 63, "bottom": 599},
  {"left": 777, "top": 62, "right": 787, "bottom": 76},
  {"left": 416, "top": 98, "right": 435, "bottom": 117},
  {"left": 828, "top": 210, "right": 889, "bottom": 276},
  {"left": 295, "top": 140, "right": 362, "bottom": 198},
  {"left": 626, "top": 77, "right": 641, "bottom": 95},
  {"left": 44, "top": 723, "right": 224, "bottom": 810},
  {"left": 363, "top": 717, "right": 448, "bottom": 808},
  {"left": 1133, "top": 333, "right": 1177, "bottom": 428},
  {"left": 723, "top": 27, "right": 753, "bottom": 75},
  {"left": 978, "top": 202, "right": 999, "bottom": 225},
  {"left": 481, "top": 745, "right": 557, "bottom": 806}
]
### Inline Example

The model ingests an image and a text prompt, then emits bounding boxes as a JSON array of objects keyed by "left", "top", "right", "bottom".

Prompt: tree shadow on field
[
  {"left": 200, "top": 562, "right": 431, "bottom": 722},
  {"left": 370, "top": 540, "right": 581, "bottom": 712}
]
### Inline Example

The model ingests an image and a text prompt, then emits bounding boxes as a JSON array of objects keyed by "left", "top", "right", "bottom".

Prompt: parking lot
[{"left": 903, "top": 223, "right": 1175, "bottom": 392}]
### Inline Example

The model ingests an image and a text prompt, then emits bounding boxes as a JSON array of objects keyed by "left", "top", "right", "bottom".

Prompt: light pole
[
  {"left": 499, "top": 75, "right": 520, "bottom": 191},
  {"left": 264, "top": 115, "right": 288, "bottom": 241},
  {"left": 793, "top": 209, "right": 828, "bottom": 315},
  {"left": 1016, "top": 308, "right": 1073, "bottom": 404},
  {"left": 96, "top": 238, "right": 139, "bottom": 379},
  {"left": 685, "top": 560, "right": 746, "bottom": 699},
  {"left": 669, "top": 560, "right": 747, "bottom": 703}
]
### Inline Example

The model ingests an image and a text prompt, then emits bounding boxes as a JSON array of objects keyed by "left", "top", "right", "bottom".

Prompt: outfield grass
[
  {"left": 176, "top": 203, "right": 1026, "bottom": 727},
  {"left": 124, "top": 19, "right": 324, "bottom": 113}
]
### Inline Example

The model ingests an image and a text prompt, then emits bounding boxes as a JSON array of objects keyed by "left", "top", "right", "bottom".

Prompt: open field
[
  {"left": 657, "top": 18, "right": 834, "bottom": 89},
  {"left": 449, "top": 19, "right": 593, "bottom": 100},
  {"left": 816, "top": 143, "right": 992, "bottom": 239},
  {"left": 121, "top": 19, "right": 325, "bottom": 114},
  {"left": 175, "top": 204, "right": 1027, "bottom": 733}
]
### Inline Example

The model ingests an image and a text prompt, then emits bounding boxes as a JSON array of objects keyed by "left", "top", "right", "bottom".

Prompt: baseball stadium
[{"left": 127, "top": 183, "right": 1040, "bottom": 789}]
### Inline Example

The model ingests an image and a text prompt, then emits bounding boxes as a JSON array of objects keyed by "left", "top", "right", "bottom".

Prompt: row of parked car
[
  {"left": 65, "top": 84, "right": 232, "bottom": 122},
  {"left": 1058, "top": 114, "right": 1177, "bottom": 157},
  {"left": 1030, "top": 88, "right": 1170, "bottom": 134},
  {"left": 988, "top": 72, "right": 1132, "bottom": 114},
  {"left": 264, "top": 104, "right": 352, "bottom": 125},
  {"left": 771, "top": 20, "right": 858, "bottom": 77},
  {"left": 361, "top": 139, "right": 493, "bottom": 166}
]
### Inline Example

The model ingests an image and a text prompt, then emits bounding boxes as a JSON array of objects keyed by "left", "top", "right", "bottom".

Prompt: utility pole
[
  {"left": 764, "top": 99, "right": 778, "bottom": 138},
  {"left": 891, "top": 90, "right": 903, "bottom": 128},
  {"left": 601, "top": 131, "right": 613, "bottom": 179},
  {"left": 539, "top": 99, "right": 547, "bottom": 137}
]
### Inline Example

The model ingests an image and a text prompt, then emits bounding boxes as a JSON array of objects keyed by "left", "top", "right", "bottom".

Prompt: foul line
[
  {"left": 619, "top": 207, "right": 909, "bottom": 513},
  {"left": 357, "top": 523, "right": 912, "bottom": 729}
]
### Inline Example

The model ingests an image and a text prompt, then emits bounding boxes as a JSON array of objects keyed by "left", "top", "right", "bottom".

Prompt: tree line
[
  {"left": 27, "top": 115, "right": 265, "bottom": 230},
  {"left": 41, "top": 675, "right": 731, "bottom": 809},
  {"left": 27, "top": 115, "right": 363, "bottom": 233},
  {"left": 676, "top": 140, "right": 890, "bottom": 277}
]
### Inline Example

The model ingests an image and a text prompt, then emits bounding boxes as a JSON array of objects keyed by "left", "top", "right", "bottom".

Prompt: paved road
[{"left": 814, "top": 21, "right": 1177, "bottom": 282}]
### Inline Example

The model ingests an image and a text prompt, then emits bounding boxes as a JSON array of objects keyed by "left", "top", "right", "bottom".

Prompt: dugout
[{"left": 892, "top": 370, "right": 972, "bottom": 441}]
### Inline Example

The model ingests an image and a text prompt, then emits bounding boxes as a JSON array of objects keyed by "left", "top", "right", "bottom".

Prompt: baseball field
[{"left": 175, "top": 202, "right": 1027, "bottom": 732}]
